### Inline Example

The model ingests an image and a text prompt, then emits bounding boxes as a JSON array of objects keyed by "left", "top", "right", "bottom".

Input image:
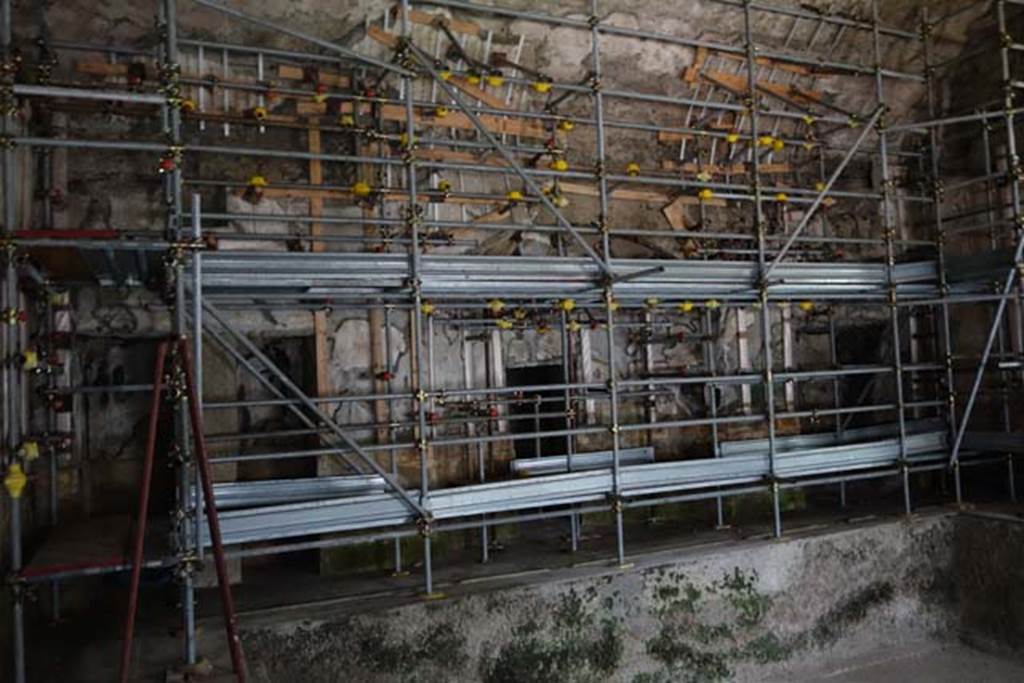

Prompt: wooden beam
[
  {"left": 558, "top": 181, "right": 727, "bottom": 207},
  {"left": 405, "top": 7, "right": 481, "bottom": 36},
  {"left": 700, "top": 70, "right": 825, "bottom": 106},
  {"left": 660, "top": 160, "right": 792, "bottom": 175},
  {"left": 277, "top": 64, "right": 351, "bottom": 88},
  {"left": 448, "top": 75, "right": 510, "bottom": 111},
  {"left": 682, "top": 47, "right": 708, "bottom": 83},
  {"left": 298, "top": 100, "right": 547, "bottom": 138}
]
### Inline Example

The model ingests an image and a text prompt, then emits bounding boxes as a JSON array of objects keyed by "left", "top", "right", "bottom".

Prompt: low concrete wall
[
  {"left": 242, "top": 513, "right": 957, "bottom": 682},
  {"left": 957, "top": 512, "right": 1024, "bottom": 655}
]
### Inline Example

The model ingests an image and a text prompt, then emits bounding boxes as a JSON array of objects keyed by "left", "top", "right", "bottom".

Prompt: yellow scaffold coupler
[
  {"left": 532, "top": 79, "right": 553, "bottom": 94},
  {"left": 19, "top": 440, "right": 39, "bottom": 461},
  {"left": 4, "top": 463, "right": 27, "bottom": 499},
  {"left": 20, "top": 349, "right": 38, "bottom": 371}
]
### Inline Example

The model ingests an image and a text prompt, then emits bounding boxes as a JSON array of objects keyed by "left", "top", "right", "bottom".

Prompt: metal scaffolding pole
[
  {"left": 1, "top": 0, "right": 25, "bottom": 675},
  {"left": 950, "top": 0, "right": 1024, "bottom": 468},
  {"left": 872, "top": 0, "right": 911, "bottom": 514},
  {"left": 589, "top": 0, "right": 627, "bottom": 567},
  {"left": 921, "top": 7, "right": 961, "bottom": 500},
  {"left": 397, "top": 0, "right": 439, "bottom": 598},
  {"left": 743, "top": 0, "right": 781, "bottom": 538}
]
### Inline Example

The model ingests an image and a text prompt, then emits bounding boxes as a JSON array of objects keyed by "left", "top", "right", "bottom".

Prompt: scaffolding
[{"left": 2, "top": 0, "right": 1023, "bottom": 679}]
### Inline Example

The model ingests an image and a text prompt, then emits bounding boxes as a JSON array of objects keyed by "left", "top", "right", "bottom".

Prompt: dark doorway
[{"left": 505, "top": 363, "right": 568, "bottom": 459}]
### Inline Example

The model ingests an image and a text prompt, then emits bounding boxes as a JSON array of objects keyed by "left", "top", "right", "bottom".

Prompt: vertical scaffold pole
[
  {"left": 872, "top": 0, "right": 911, "bottom": 514},
  {"left": 743, "top": 0, "right": 782, "bottom": 538}
]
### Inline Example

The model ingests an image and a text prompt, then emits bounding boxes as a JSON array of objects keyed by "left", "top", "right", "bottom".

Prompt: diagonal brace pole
[
  {"left": 190, "top": 0, "right": 415, "bottom": 78},
  {"left": 762, "top": 105, "right": 885, "bottom": 282},
  {"left": 949, "top": 254, "right": 1024, "bottom": 466},
  {"left": 201, "top": 301, "right": 429, "bottom": 518},
  {"left": 404, "top": 40, "right": 614, "bottom": 279},
  {"left": 195, "top": 317, "right": 363, "bottom": 475}
]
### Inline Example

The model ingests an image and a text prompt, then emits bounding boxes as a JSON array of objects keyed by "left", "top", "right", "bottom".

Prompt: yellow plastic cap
[
  {"left": 352, "top": 181, "right": 372, "bottom": 197},
  {"left": 4, "top": 463, "right": 27, "bottom": 499},
  {"left": 21, "top": 349, "right": 38, "bottom": 370},
  {"left": 771, "top": 139, "right": 785, "bottom": 152},
  {"left": 532, "top": 80, "right": 552, "bottom": 94},
  {"left": 698, "top": 188, "right": 714, "bottom": 201},
  {"left": 775, "top": 192, "right": 789, "bottom": 203},
  {"left": 549, "top": 158, "right": 569, "bottom": 172},
  {"left": 486, "top": 74, "right": 505, "bottom": 87},
  {"left": 799, "top": 301, "right": 814, "bottom": 312},
  {"left": 678, "top": 300, "right": 695, "bottom": 313},
  {"left": 725, "top": 132, "right": 740, "bottom": 144},
  {"left": 248, "top": 175, "right": 268, "bottom": 188},
  {"left": 626, "top": 162, "right": 641, "bottom": 177},
  {"left": 496, "top": 318, "right": 514, "bottom": 330},
  {"left": 434, "top": 106, "right": 449, "bottom": 118},
  {"left": 558, "top": 119, "right": 574, "bottom": 132},
  {"left": 488, "top": 299, "right": 505, "bottom": 314},
  {"left": 20, "top": 440, "right": 39, "bottom": 461},
  {"left": 705, "top": 299, "right": 721, "bottom": 309},
  {"left": 558, "top": 298, "right": 576, "bottom": 312},
  {"left": 507, "top": 190, "right": 524, "bottom": 202},
  {"left": 421, "top": 301, "right": 435, "bottom": 315}
]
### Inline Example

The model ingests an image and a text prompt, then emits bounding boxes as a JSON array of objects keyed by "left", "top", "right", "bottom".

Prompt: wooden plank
[
  {"left": 701, "top": 70, "right": 825, "bottom": 105},
  {"left": 277, "top": 64, "right": 350, "bottom": 88},
  {"left": 660, "top": 160, "right": 792, "bottom": 175},
  {"left": 367, "top": 24, "right": 400, "bottom": 49},
  {"left": 682, "top": 47, "right": 708, "bottom": 83},
  {"left": 298, "top": 100, "right": 547, "bottom": 138},
  {"left": 712, "top": 50, "right": 814, "bottom": 76},
  {"left": 75, "top": 61, "right": 131, "bottom": 77},
  {"left": 559, "top": 181, "right": 725, "bottom": 207},
  {"left": 449, "top": 75, "right": 510, "bottom": 111},
  {"left": 661, "top": 196, "right": 690, "bottom": 231},
  {"left": 406, "top": 8, "right": 481, "bottom": 36},
  {"left": 657, "top": 131, "right": 697, "bottom": 143}
]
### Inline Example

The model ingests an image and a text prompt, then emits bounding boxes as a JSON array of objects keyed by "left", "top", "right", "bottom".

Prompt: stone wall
[{"left": 242, "top": 513, "right": 958, "bottom": 682}]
